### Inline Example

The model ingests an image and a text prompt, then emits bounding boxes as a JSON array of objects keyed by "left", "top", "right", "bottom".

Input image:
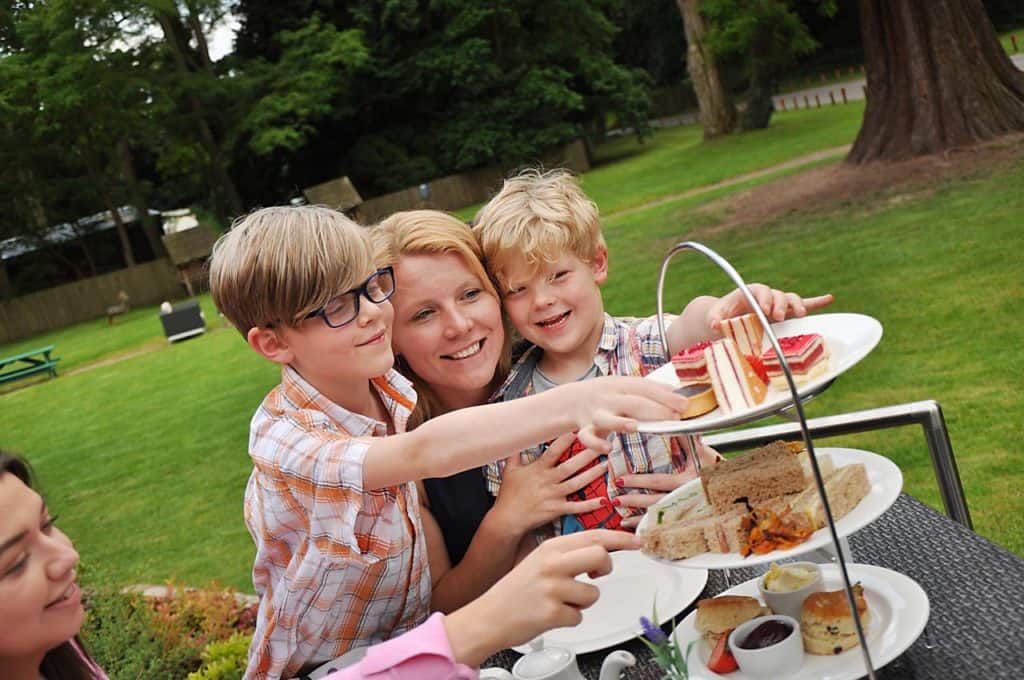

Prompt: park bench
[{"left": 0, "top": 345, "right": 60, "bottom": 385}]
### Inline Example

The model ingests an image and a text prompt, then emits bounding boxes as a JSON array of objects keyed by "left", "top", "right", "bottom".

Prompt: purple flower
[{"left": 640, "top": 616, "right": 668, "bottom": 645}]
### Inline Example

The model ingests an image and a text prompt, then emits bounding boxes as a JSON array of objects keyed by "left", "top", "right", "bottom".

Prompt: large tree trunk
[
  {"left": 849, "top": 0, "right": 1024, "bottom": 164},
  {"left": 677, "top": 0, "right": 737, "bottom": 139}
]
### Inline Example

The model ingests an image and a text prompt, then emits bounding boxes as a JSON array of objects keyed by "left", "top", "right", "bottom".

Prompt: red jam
[{"left": 738, "top": 620, "right": 794, "bottom": 650}]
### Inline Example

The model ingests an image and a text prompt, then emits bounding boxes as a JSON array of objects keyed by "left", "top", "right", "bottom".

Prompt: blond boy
[
  {"left": 474, "top": 170, "right": 829, "bottom": 535},
  {"left": 209, "top": 205, "right": 686, "bottom": 679}
]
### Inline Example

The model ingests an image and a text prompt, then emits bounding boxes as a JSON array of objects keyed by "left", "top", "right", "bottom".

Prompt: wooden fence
[
  {"left": 354, "top": 139, "right": 591, "bottom": 224},
  {"left": 0, "top": 259, "right": 184, "bottom": 344}
]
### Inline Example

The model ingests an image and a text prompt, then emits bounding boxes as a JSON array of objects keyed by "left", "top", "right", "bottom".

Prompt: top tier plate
[{"left": 637, "top": 312, "right": 882, "bottom": 434}]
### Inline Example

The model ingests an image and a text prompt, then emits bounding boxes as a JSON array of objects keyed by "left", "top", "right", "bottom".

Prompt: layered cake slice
[
  {"left": 720, "top": 312, "right": 765, "bottom": 358},
  {"left": 704, "top": 338, "right": 768, "bottom": 414},
  {"left": 671, "top": 340, "right": 713, "bottom": 383},
  {"left": 762, "top": 333, "right": 830, "bottom": 388}
]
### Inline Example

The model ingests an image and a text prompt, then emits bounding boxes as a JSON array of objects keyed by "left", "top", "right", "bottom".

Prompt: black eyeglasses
[{"left": 304, "top": 267, "right": 396, "bottom": 328}]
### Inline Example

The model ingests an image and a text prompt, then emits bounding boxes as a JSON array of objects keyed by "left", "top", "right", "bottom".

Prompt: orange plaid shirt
[{"left": 244, "top": 366, "right": 431, "bottom": 680}]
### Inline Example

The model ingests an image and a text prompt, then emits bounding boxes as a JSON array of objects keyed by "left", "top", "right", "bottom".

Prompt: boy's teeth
[
  {"left": 538, "top": 312, "right": 569, "bottom": 327},
  {"left": 449, "top": 341, "right": 482, "bottom": 359}
]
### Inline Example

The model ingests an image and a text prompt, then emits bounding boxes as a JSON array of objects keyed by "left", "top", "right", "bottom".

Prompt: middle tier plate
[{"left": 637, "top": 447, "right": 902, "bottom": 570}]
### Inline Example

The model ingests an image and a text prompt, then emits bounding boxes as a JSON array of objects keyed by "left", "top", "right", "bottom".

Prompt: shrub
[
  {"left": 79, "top": 568, "right": 257, "bottom": 680},
  {"left": 187, "top": 632, "right": 252, "bottom": 680}
]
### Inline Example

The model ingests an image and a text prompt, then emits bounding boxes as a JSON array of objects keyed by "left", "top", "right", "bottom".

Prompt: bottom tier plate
[{"left": 676, "top": 563, "right": 930, "bottom": 680}]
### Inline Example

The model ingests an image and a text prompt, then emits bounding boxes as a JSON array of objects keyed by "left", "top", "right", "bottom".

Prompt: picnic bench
[{"left": 0, "top": 345, "right": 60, "bottom": 385}]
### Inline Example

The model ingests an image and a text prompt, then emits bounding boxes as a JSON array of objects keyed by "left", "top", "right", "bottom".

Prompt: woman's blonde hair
[
  {"left": 210, "top": 205, "right": 374, "bottom": 335},
  {"left": 372, "top": 210, "right": 512, "bottom": 428},
  {"left": 473, "top": 168, "right": 605, "bottom": 285}
]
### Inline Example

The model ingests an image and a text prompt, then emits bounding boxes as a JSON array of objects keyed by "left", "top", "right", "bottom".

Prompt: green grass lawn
[
  {"left": 454, "top": 101, "right": 864, "bottom": 221},
  {"left": 0, "top": 295, "right": 224, "bottom": 377},
  {"left": 2, "top": 105, "right": 1022, "bottom": 592},
  {"left": 1000, "top": 26, "right": 1023, "bottom": 54}
]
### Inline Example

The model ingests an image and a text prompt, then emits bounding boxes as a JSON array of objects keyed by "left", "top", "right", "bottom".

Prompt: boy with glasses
[
  {"left": 473, "top": 169, "right": 832, "bottom": 536},
  {"left": 208, "top": 205, "right": 687, "bottom": 679}
]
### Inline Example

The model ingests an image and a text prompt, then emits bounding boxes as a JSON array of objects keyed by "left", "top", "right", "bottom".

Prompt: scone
[
  {"left": 801, "top": 584, "right": 870, "bottom": 655},
  {"left": 695, "top": 595, "right": 771, "bottom": 647}
]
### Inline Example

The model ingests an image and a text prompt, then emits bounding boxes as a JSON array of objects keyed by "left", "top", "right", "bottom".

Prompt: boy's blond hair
[
  {"left": 371, "top": 210, "right": 512, "bottom": 428},
  {"left": 210, "top": 205, "right": 374, "bottom": 335},
  {"left": 473, "top": 168, "right": 605, "bottom": 285}
]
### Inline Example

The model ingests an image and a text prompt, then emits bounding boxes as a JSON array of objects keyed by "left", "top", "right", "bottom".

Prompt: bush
[
  {"left": 80, "top": 570, "right": 257, "bottom": 680},
  {"left": 187, "top": 632, "right": 252, "bottom": 680}
]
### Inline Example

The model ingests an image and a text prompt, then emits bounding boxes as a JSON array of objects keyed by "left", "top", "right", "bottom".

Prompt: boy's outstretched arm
[
  {"left": 666, "top": 285, "right": 834, "bottom": 355},
  {"left": 362, "top": 377, "right": 687, "bottom": 491}
]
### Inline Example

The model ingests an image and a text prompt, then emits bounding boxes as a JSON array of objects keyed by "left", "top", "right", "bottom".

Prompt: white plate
[
  {"left": 677, "top": 563, "right": 929, "bottom": 679},
  {"left": 512, "top": 550, "right": 709, "bottom": 655},
  {"left": 638, "top": 313, "right": 883, "bottom": 434},
  {"left": 637, "top": 448, "right": 902, "bottom": 569}
]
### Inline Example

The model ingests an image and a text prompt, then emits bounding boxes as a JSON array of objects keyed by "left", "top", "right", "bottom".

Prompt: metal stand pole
[{"left": 655, "top": 241, "right": 877, "bottom": 679}]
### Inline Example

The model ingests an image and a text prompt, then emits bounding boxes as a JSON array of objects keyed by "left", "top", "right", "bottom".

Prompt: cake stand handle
[{"left": 655, "top": 241, "right": 877, "bottom": 680}]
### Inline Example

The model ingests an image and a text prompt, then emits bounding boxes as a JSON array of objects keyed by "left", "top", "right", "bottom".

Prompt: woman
[
  {"left": 0, "top": 453, "right": 107, "bottom": 680},
  {"left": 373, "top": 209, "right": 831, "bottom": 607},
  {"left": 371, "top": 210, "right": 613, "bottom": 614},
  {"left": 0, "top": 451, "right": 634, "bottom": 680}
]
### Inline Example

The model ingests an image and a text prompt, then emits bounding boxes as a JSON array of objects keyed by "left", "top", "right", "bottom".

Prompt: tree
[
  {"left": 676, "top": 0, "right": 736, "bottom": 139},
  {"left": 849, "top": 0, "right": 1024, "bottom": 163},
  {"left": 704, "top": 1, "right": 834, "bottom": 130}
]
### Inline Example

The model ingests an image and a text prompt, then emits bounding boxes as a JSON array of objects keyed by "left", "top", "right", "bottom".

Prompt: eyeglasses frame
[{"left": 304, "top": 266, "right": 396, "bottom": 329}]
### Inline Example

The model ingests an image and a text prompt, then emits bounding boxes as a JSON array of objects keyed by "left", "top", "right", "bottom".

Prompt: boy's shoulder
[
  {"left": 494, "top": 343, "right": 544, "bottom": 401},
  {"left": 252, "top": 366, "right": 416, "bottom": 437}
]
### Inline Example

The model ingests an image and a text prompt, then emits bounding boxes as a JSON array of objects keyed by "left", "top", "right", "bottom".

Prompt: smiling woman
[{"left": 0, "top": 452, "right": 106, "bottom": 680}]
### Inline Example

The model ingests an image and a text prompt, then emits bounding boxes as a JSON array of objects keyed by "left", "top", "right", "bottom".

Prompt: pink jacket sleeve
[{"left": 323, "top": 613, "right": 479, "bottom": 679}]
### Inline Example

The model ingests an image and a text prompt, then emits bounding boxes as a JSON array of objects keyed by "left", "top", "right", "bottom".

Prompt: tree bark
[
  {"left": 119, "top": 140, "right": 167, "bottom": 259},
  {"left": 677, "top": 0, "right": 737, "bottom": 139},
  {"left": 156, "top": 10, "right": 245, "bottom": 220},
  {"left": 81, "top": 144, "right": 136, "bottom": 267},
  {"left": 849, "top": 0, "right": 1024, "bottom": 163}
]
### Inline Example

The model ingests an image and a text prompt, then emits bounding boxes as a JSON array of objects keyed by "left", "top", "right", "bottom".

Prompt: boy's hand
[
  {"left": 708, "top": 284, "right": 834, "bottom": 331},
  {"left": 493, "top": 434, "right": 608, "bottom": 534},
  {"left": 570, "top": 377, "right": 688, "bottom": 451},
  {"left": 445, "top": 530, "right": 642, "bottom": 664}
]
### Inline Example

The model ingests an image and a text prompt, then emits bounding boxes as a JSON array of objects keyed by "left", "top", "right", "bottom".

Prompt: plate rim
[
  {"left": 678, "top": 562, "right": 930, "bottom": 680},
  {"left": 637, "top": 447, "right": 903, "bottom": 569},
  {"left": 511, "top": 550, "right": 710, "bottom": 655},
  {"left": 637, "top": 312, "right": 883, "bottom": 434}
]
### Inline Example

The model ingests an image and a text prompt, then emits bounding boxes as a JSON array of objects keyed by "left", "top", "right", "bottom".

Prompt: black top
[{"left": 422, "top": 467, "right": 495, "bottom": 564}]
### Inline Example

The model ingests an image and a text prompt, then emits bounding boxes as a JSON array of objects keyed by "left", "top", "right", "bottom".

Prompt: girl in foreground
[{"left": 0, "top": 451, "right": 636, "bottom": 679}]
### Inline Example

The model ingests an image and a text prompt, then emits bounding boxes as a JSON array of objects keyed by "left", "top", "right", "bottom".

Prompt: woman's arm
[
  {"left": 427, "top": 435, "right": 609, "bottom": 612},
  {"left": 362, "top": 376, "right": 687, "bottom": 491}
]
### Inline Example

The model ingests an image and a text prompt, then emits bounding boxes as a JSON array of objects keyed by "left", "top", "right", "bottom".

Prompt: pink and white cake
[
  {"left": 761, "top": 333, "right": 830, "bottom": 388},
  {"left": 671, "top": 340, "right": 713, "bottom": 383},
  {"left": 720, "top": 312, "right": 765, "bottom": 358},
  {"left": 704, "top": 338, "right": 768, "bottom": 414}
]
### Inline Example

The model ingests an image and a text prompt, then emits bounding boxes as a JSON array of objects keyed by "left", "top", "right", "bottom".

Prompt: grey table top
[{"left": 485, "top": 494, "right": 1024, "bottom": 679}]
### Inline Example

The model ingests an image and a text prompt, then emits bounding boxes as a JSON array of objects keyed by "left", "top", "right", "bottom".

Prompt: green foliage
[
  {"left": 187, "top": 633, "right": 253, "bottom": 680},
  {"left": 243, "top": 15, "right": 368, "bottom": 156},
  {"left": 82, "top": 584, "right": 202, "bottom": 679},
  {"left": 80, "top": 568, "right": 257, "bottom": 680},
  {"left": 702, "top": 0, "right": 836, "bottom": 129}
]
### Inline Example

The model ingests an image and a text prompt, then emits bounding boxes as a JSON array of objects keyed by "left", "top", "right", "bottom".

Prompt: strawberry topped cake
[
  {"left": 761, "top": 333, "right": 830, "bottom": 388},
  {"left": 671, "top": 340, "right": 714, "bottom": 383}
]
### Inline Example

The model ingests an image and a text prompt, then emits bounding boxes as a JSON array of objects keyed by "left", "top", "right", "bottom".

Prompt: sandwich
[{"left": 801, "top": 584, "right": 870, "bottom": 655}]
